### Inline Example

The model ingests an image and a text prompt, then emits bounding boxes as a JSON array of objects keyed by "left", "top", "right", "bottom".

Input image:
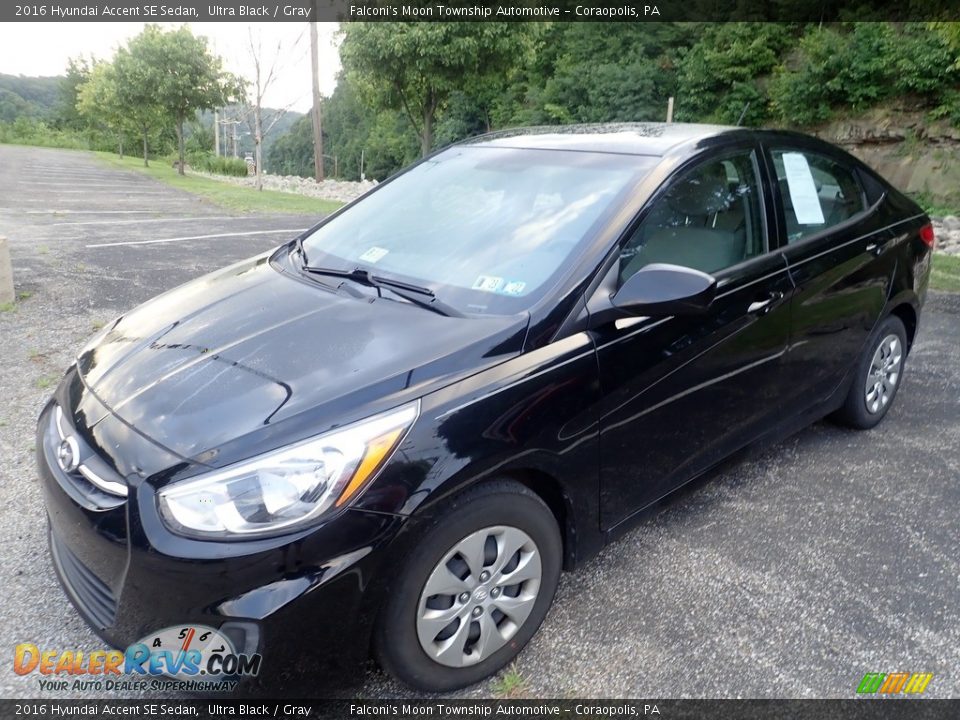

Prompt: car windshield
[{"left": 300, "top": 146, "right": 656, "bottom": 314}]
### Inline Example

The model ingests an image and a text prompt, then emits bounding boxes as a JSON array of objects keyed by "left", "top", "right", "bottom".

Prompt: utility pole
[
  {"left": 310, "top": 13, "right": 325, "bottom": 182},
  {"left": 214, "top": 109, "right": 220, "bottom": 157}
]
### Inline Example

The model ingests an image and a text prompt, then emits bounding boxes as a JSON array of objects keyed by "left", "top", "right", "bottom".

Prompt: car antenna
[{"left": 736, "top": 102, "right": 751, "bottom": 127}]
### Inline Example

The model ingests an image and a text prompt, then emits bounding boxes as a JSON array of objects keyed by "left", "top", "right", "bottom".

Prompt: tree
[
  {"left": 112, "top": 31, "right": 168, "bottom": 167},
  {"left": 57, "top": 57, "right": 91, "bottom": 131},
  {"left": 76, "top": 61, "right": 129, "bottom": 157},
  {"left": 243, "top": 29, "right": 304, "bottom": 190},
  {"left": 129, "top": 25, "right": 241, "bottom": 175},
  {"left": 340, "top": 23, "right": 527, "bottom": 156}
]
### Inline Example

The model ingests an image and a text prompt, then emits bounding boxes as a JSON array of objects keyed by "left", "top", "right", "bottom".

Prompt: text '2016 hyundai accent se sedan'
[{"left": 37, "top": 123, "right": 933, "bottom": 693}]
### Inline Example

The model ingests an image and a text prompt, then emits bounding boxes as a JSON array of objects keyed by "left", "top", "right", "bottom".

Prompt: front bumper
[{"left": 36, "top": 399, "right": 403, "bottom": 694}]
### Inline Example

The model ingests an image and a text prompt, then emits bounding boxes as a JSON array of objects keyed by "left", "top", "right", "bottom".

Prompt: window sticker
[
  {"left": 782, "top": 153, "right": 825, "bottom": 225},
  {"left": 472, "top": 275, "right": 504, "bottom": 293},
  {"left": 358, "top": 246, "right": 389, "bottom": 263},
  {"left": 501, "top": 280, "right": 527, "bottom": 296}
]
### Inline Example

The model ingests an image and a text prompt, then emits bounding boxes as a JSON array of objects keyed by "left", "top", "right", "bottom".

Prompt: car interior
[
  {"left": 619, "top": 154, "right": 763, "bottom": 283},
  {"left": 773, "top": 151, "right": 867, "bottom": 244}
]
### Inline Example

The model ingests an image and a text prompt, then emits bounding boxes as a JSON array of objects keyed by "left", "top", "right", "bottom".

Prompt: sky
[{"left": 0, "top": 22, "right": 342, "bottom": 113}]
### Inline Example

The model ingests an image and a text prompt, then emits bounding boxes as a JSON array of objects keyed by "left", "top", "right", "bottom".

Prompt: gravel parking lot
[{"left": 1, "top": 146, "right": 957, "bottom": 700}]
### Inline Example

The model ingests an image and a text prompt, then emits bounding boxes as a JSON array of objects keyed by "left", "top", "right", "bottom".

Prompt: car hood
[{"left": 75, "top": 251, "right": 526, "bottom": 466}]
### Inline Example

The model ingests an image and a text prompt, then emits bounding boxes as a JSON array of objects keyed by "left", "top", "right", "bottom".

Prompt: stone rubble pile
[
  {"left": 932, "top": 217, "right": 960, "bottom": 256},
  {"left": 190, "top": 169, "right": 377, "bottom": 204}
]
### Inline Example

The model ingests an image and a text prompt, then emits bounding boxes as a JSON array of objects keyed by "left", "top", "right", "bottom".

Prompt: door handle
[
  {"left": 747, "top": 291, "right": 784, "bottom": 315},
  {"left": 865, "top": 242, "right": 884, "bottom": 256}
]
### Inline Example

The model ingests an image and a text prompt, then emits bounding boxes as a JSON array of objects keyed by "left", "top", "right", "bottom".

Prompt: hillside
[{"left": 0, "top": 74, "right": 63, "bottom": 122}]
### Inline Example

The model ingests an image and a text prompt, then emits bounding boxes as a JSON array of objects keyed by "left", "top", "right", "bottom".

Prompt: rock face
[
  {"left": 813, "top": 109, "right": 960, "bottom": 209},
  {"left": 933, "top": 217, "right": 960, "bottom": 256},
  {"left": 191, "top": 170, "right": 377, "bottom": 204}
]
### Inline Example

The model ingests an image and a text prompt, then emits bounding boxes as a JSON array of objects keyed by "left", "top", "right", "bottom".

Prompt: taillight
[{"left": 919, "top": 223, "right": 935, "bottom": 249}]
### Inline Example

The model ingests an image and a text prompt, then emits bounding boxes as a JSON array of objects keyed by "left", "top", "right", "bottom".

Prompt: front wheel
[
  {"left": 833, "top": 315, "right": 908, "bottom": 429},
  {"left": 373, "top": 481, "right": 561, "bottom": 692}
]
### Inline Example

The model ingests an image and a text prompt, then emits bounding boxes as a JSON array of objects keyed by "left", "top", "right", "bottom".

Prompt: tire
[
  {"left": 373, "top": 481, "right": 562, "bottom": 692},
  {"left": 833, "top": 315, "right": 908, "bottom": 430}
]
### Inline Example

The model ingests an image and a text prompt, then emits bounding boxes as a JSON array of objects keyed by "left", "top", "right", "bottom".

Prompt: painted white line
[
  {"left": 22, "top": 210, "right": 158, "bottom": 215},
  {"left": 86, "top": 228, "right": 306, "bottom": 248},
  {"left": 49, "top": 216, "right": 241, "bottom": 227},
  {"left": 19, "top": 190, "right": 165, "bottom": 195},
  {"left": 18, "top": 182, "right": 153, "bottom": 188}
]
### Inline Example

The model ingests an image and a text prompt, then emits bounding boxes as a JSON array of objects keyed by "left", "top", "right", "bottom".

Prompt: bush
[
  {"left": 186, "top": 151, "right": 249, "bottom": 177},
  {"left": 0, "top": 118, "right": 89, "bottom": 149},
  {"left": 771, "top": 23, "right": 960, "bottom": 127}
]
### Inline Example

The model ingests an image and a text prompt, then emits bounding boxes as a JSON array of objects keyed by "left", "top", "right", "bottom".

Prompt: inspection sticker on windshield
[
  {"left": 472, "top": 275, "right": 504, "bottom": 293},
  {"left": 358, "top": 246, "right": 389, "bottom": 263},
  {"left": 502, "top": 281, "right": 526, "bottom": 296}
]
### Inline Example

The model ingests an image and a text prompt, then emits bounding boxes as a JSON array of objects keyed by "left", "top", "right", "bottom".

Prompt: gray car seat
[{"left": 621, "top": 164, "right": 746, "bottom": 280}]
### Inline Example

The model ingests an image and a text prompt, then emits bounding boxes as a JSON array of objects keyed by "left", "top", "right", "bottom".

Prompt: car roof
[{"left": 462, "top": 122, "right": 743, "bottom": 157}]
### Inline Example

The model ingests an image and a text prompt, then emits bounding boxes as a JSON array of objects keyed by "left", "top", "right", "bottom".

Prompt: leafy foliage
[{"left": 187, "top": 151, "right": 250, "bottom": 177}]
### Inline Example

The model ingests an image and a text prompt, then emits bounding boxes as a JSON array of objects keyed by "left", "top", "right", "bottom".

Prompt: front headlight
[{"left": 157, "top": 401, "right": 419, "bottom": 539}]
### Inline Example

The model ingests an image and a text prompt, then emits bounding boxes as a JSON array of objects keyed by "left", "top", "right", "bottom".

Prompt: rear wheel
[
  {"left": 834, "top": 315, "right": 907, "bottom": 429},
  {"left": 374, "top": 481, "right": 561, "bottom": 692}
]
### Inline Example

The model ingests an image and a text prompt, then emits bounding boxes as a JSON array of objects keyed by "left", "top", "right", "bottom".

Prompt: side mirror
[{"left": 612, "top": 263, "right": 717, "bottom": 316}]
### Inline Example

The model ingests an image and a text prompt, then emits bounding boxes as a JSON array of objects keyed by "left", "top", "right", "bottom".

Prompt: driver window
[{"left": 619, "top": 151, "right": 766, "bottom": 286}]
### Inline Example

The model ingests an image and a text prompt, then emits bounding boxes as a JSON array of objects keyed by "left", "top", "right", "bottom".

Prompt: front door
[{"left": 593, "top": 146, "right": 793, "bottom": 529}]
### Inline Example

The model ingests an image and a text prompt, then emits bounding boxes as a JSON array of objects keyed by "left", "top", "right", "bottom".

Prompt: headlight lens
[{"left": 157, "top": 401, "right": 419, "bottom": 539}]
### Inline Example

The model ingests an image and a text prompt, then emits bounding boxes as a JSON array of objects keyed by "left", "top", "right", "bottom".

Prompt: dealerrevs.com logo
[
  {"left": 857, "top": 672, "right": 934, "bottom": 695},
  {"left": 14, "top": 625, "right": 262, "bottom": 693}
]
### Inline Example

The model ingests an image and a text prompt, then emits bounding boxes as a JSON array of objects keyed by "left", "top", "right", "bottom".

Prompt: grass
[
  {"left": 34, "top": 375, "right": 59, "bottom": 390},
  {"left": 491, "top": 663, "right": 528, "bottom": 698},
  {"left": 931, "top": 253, "right": 960, "bottom": 293},
  {"left": 93, "top": 152, "right": 343, "bottom": 216}
]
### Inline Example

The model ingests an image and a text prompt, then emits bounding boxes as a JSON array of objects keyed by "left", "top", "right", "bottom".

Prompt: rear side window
[{"left": 771, "top": 149, "right": 867, "bottom": 244}]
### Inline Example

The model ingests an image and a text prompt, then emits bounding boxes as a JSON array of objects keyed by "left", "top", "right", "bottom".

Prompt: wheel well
[
  {"left": 505, "top": 469, "right": 575, "bottom": 571},
  {"left": 890, "top": 303, "right": 918, "bottom": 352}
]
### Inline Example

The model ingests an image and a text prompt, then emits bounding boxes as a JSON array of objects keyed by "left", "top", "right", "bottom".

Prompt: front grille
[
  {"left": 50, "top": 531, "right": 117, "bottom": 629},
  {"left": 46, "top": 405, "right": 127, "bottom": 511}
]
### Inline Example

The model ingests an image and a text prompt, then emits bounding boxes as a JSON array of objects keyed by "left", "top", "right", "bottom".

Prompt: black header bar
[{"left": 5, "top": 0, "right": 960, "bottom": 23}]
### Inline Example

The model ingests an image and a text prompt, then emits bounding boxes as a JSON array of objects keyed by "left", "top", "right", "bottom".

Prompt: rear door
[
  {"left": 763, "top": 140, "right": 899, "bottom": 408},
  {"left": 594, "top": 143, "right": 793, "bottom": 529}
]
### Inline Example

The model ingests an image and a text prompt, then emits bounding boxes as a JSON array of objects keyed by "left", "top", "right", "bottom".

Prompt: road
[{"left": 0, "top": 146, "right": 957, "bottom": 700}]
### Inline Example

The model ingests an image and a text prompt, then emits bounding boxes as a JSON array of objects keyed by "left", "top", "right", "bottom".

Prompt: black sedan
[{"left": 37, "top": 123, "right": 933, "bottom": 693}]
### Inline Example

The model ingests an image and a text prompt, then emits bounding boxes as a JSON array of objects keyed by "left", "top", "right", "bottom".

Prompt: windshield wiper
[{"left": 302, "top": 266, "right": 463, "bottom": 318}]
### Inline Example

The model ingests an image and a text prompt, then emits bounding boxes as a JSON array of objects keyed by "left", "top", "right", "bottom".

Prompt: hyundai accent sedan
[{"left": 37, "top": 123, "right": 933, "bottom": 693}]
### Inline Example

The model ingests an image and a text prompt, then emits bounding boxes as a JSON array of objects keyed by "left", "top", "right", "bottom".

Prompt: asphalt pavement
[{"left": 0, "top": 146, "right": 957, "bottom": 700}]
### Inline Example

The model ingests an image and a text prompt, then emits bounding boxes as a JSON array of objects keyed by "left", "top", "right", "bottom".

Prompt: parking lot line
[
  {"left": 86, "top": 228, "right": 307, "bottom": 248},
  {"left": 48, "top": 216, "right": 243, "bottom": 227}
]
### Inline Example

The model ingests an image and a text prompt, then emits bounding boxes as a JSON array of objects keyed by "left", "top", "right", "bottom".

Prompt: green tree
[
  {"left": 340, "top": 23, "right": 526, "bottom": 156},
  {"left": 676, "top": 23, "right": 796, "bottom": 125},
  {"left": 76, "top": 61, "right": 130, "bottom": 157},
  {"left": 126, "top": 25, "right": 241, "bottom": 174},
  {"left": 56, "top": 57, "right": 91, "bottom": 131},
  {"left": 112, "top": 30, "right": 169, "bottom": 166}
]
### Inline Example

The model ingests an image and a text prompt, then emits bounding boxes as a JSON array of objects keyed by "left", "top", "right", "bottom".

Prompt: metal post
[
  {"left": 214, "top": 110, "right": 220, "bottom": 157},
  {"left": 0, "top": 236, "right": 14, "bottom": 305},
  {"left": 666, "top": 97, "right": 674, "bottom": 123}
]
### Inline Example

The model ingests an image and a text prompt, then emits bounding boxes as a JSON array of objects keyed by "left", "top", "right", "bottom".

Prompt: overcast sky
[{"left": 0, "top": 22, "right": 342, "bottom": 113}]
